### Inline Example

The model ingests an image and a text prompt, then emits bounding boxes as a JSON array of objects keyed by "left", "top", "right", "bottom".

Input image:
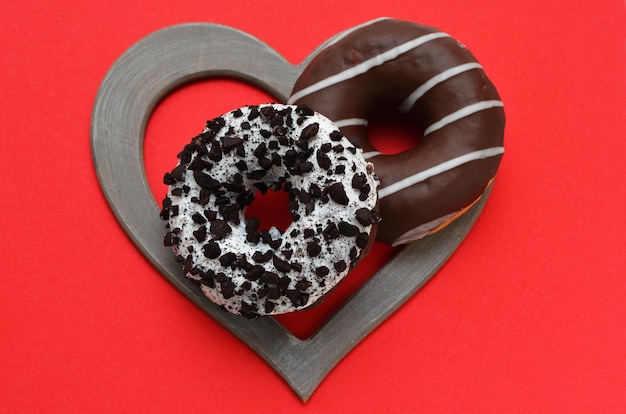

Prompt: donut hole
[
  {"left": 366, "top": 111, "right": 423, "bottom": 155},
  {"left": 244, "top": 185, "right": 292, "bottom": 234}
]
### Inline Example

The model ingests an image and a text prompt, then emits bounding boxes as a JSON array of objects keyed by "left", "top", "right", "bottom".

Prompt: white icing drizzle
[
  {"left": 334, "top": 118, "right": 369, "bottom": 128},
  {"left": 288, "top": 19, "right": 506, "bottom": 247},
  {"left": 378, "top": 146, "right": 504, "bottom": 199},
  {"left": 398, "top": 62, "right": 484, "bottom": 113},
  {"left": 362, "top": 151, "right": 382, "bottom": 160},
  {"left": 288, "top": 31, "right": 451, "bottom": 104},
  {"left": 323, "top": 17, "right": 391, "bottom": 49},
  {"left": 423, "top": 100, "right": 504, "bottom": 136}
]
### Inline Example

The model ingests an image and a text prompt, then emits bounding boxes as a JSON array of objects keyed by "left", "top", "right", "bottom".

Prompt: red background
[{"left": 2, "top": 1, "right": 626, "bottom": 412}]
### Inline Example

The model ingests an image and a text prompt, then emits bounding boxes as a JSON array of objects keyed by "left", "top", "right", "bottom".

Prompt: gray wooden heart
[{"left": 91, "top": 23, "right": 492, "bottom": 401}]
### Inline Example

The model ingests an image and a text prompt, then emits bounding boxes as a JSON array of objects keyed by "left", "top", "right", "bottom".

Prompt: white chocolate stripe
[
  {"left": 398, "top": 62, "right": 484, "bottom": 113},
  {"left": 378, "top": 146, "right": 504, "bottom": 199},
  {"left": 323, "top": 17, "right": 391, "bottom": 49},
  {"left": 423, "top": 100, "right": 504, "bottom": 136},
  {"left": 288, "top": 31, "right": 451, "bottom": 104},
  {"left": 334, "top": 118, "right": 369, "bottom": 128},
  {"left": 362, "top": 151, "right": 382, "bottom": 160}
]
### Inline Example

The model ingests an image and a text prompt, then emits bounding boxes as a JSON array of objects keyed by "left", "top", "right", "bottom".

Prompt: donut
[
  {"left": 288, "top": 18, "right": 505, "bottom": 246},
  {"left": 160, "top": 104, "right": 379, "bottom": 318}
]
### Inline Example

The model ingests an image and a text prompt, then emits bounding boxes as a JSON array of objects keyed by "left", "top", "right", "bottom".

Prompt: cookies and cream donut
[
  {"left": 289, "top": 18, "right": 505, "bottom": 246},
  {"left": 160, "top": 104, "right": 379, "bottom": 318}
]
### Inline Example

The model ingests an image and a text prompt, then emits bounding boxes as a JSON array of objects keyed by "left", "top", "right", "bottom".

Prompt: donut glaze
[
  {"left": 289, "top": 18, "right": 505, "bottom": 246},
  {"left": 160, "top": 104, "right": 379, "bottom": 318}
]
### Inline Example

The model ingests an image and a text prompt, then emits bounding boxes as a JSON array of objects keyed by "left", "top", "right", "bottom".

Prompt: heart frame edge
[{"left": 90, "top": 22, "right": 495, "bottom": 402}]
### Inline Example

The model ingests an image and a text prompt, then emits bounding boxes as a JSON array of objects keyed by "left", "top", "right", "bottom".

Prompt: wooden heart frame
[{"left": 91, "top": 23, "right": 492, "bottom": 401}]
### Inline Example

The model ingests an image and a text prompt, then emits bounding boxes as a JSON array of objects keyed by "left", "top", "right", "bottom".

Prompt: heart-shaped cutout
[{"left": 91, "top": 23, "right": 493, "bottom": 401}]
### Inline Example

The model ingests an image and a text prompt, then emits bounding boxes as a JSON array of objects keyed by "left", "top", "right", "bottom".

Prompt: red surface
[{"left": 2, "top": 1, "right": 626, "bottom": 412}]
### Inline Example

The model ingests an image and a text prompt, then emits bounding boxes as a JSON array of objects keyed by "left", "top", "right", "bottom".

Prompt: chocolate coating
[{"left": 289, "top": 18, "right": 505, "bottom": 245}]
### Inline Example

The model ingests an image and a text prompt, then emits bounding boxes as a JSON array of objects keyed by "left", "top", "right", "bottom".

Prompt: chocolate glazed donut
[{"left": 289, "top": 18, "right": 505, "bottom": 246}]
